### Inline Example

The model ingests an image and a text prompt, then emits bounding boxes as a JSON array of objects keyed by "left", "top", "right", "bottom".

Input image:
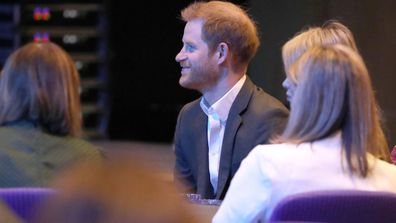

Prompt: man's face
[{"left": 175, "top": 19, "right": 219, "bottom": 93}]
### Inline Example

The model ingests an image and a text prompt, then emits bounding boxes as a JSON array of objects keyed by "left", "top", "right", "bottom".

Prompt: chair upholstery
[
  {"left": 391, "top": 145, "right": 396, "bottom": 164},
  {"left": 269, "top": 190, "right": 396, "bottom": 223},
  {"left": 0, "top": 188, "right": 56, "bottom": 222}
]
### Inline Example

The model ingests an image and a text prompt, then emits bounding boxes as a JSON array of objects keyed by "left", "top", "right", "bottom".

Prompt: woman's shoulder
[
  {"left": 252, "top": 134, "right": 342, "bottom": 157},
  {"left": 30, "top": 132, "right": 101, "bottom": 158},
  {"left": 57, "top": 136, "right": 101, "bottom": 153},
  {"left": 244, "top": 143, "right": 302, "bottom": 167},
  {"left": 251, "top": 143, "right": 304, "bottom": 155},
  {"left": 247, "top": 141, "right": 326, "bottom": 167}
]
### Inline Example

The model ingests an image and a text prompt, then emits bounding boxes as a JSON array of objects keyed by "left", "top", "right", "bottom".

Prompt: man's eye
[{"left": 186, "top": 45, "right": 194, "bottom": 52}]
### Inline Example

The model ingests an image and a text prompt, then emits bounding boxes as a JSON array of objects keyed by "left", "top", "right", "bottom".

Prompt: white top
[
  {"left": 213, "top": 132, "right": 396, "bottom": 222},
  {"left": 200, "top": 75, "right": 246, "bottom": 194}
]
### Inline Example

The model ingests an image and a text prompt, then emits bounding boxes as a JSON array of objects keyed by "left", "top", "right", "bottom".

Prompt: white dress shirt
[
  {"left": 213, "top": 132, "right": 396, "bottom": 222},
  {"left": 200, "top": 75, "right": 246, "bottom": 194}
]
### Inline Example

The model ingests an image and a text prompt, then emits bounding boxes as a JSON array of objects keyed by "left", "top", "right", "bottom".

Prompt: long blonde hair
[{"left": 277, "top": 45, "right": 389, "bottom": 177}]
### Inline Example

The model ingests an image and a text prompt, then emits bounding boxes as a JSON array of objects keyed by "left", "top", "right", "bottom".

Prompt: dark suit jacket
[{"left": 174, "top": 77, "right": 289, "bottom": 199}]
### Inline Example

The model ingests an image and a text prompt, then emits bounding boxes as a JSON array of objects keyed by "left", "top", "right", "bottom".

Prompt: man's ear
[{"left": 216, "top": 42, "right": 229, "bottom": 64}]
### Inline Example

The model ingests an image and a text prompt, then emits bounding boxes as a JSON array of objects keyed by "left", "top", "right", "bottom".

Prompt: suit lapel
[
  {"left": 216, "top": 77, "right": 254, "bottom": 199},
  {"left": 195, "top": 104, "right": 214, "bottom": 198}
]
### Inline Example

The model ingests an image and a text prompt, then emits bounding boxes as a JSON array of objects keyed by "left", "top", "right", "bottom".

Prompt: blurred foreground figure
[
  {"left": 36, "top": 153, "right": 200, "bottom": 223},
  {"left": 0, "top": 42, "right": 101, "bottom": 187},
  {"left": 0, "top": 199, "right": 22, "bottom": 223}
]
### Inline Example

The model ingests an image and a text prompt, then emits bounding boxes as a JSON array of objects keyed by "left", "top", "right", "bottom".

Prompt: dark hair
[{"left": 0, "top": 42, "right": 82, "bottom": 136}]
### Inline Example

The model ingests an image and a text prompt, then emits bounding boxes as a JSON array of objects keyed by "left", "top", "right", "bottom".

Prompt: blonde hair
[
  {"left": 0, "top": 42, "right": 82, "bottom": 136},
  {"left": 181, "top": 1, "right": 260, "bottom": 69},
  {"left": 282, "top": 21, "right": 358, "bottom": 83},
  {"left": 277, "top": 45, "right": 389, "bottom": 177}
]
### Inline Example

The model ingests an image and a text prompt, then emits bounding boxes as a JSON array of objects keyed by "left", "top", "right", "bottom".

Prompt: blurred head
[
  {"left": 282, "top": 21, "right": 358, "bottom": 102},
  {"left": 175, "top": 1, "right": 259, "bottom": 91},
  {"left": 277, "top": 45, "right": 388, "bottom": 177},
  {"left": 0, "top": 42, "right": 82, "bottom": 136},
  {"left": 0, "top": 199, "right": 22, "bottom": 223},
  {"left": 36, "top": 154, "right": 199, "bottom": 223}
]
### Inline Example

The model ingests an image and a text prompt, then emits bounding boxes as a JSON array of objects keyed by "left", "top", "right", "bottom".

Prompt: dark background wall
[
  {"left": 107, "top": 0, "right": 396, "bottom": 147},
  {"left": 107, "top": 1, "right": 196, "bottom": 141}
]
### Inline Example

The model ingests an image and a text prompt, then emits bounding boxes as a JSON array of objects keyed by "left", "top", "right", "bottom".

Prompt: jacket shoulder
[
  {"left": 251, "top": 86, "right": 288, "bottom": 112},
  {"left": 178, "top": 98, "right": 202, "bottom": 119}
]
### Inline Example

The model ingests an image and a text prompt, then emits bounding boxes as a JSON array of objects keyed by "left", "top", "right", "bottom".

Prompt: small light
[
  {"left": 42, "top": 7, "right": 50, "bottom": 21},
  {"left": 63, "top": 34, "right": 78, "bottom": 44},
  {"left": 42, "top": 32, "right": 49, "bottom": 42},
  {"left": 33, "top": 7, "right": 41, "bottom": 21},
  {"left": 75, "top": 61, "right": 83, "bottom": 70},
  {"left": 33, "top": 32, "right": 50, "bottom": 43},
  {"left": 63, "top": 9, "right": 78, "bottom": 19},
  {"left": 33, "top": 32, "right": 41, "bottom": 42}
]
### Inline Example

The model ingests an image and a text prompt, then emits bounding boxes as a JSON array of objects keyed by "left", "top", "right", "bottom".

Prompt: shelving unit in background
[{"left": 0, "top": 2, "right": 109, "bottom": 139}]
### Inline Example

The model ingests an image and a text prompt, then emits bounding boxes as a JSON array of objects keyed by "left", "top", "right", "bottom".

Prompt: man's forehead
[{"left": 182, "top": 19, "right": 205, "bottom": 44}]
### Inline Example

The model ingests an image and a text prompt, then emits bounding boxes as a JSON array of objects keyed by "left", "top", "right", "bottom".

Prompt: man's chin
[
  {"left": 179, "top": 79, "right": 198, "bottom": 91},
  {"left": 179, "top": 81, "right": 193, "bottom": 90}
]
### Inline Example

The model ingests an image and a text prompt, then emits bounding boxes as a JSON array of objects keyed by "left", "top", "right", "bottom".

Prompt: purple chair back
[
  {"left": 391, "top": 145, "right": 396, "bottom": 164},
  {"left": 0, "top": 188, "right": 56, "bottom": 222},
  {"left": 269, "top": 190, "right": 396, "bottom": 223}
]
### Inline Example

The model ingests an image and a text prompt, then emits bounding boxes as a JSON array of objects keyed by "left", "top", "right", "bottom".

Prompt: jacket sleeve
[{"left": 173, "top": 106, "right": 196, "bottom": 193}]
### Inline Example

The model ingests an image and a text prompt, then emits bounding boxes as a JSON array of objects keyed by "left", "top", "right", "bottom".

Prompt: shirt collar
[{"left": 200, "top": 75, "right": 246, "bottom": 123}]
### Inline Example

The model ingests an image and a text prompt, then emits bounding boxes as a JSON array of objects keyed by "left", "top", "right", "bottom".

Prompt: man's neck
[{"left": 203, "top": 72, "right": 245, "bottom": 106}]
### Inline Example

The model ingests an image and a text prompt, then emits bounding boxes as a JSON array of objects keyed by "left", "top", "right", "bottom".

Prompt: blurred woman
[
  {"left": 0, "top": 42, "right": 101, "bottom": 187},
  {"left": 213, "top": 45, "right": 396, "bottom": 222},
  {"left": 35, "top": 153, "right": 200, "bottom": 223}
]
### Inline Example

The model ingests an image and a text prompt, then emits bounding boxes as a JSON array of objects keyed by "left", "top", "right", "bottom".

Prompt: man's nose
[{"left": 175, "top": 49, "right": 186, "bottom": 62}]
